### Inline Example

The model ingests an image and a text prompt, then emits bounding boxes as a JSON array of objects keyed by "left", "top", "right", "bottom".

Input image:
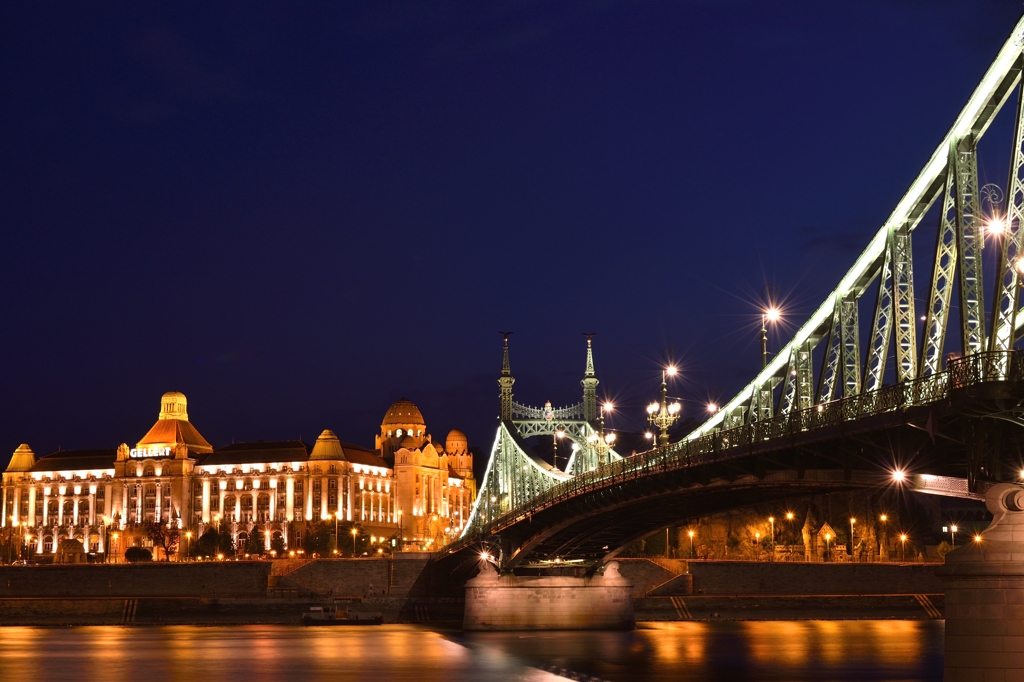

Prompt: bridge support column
[
  {"left": 939, "top": 483, "right": 1024, "bottom": 681},
  {"left": 463, "top": 562, "right": 634, "bottom": 631}
]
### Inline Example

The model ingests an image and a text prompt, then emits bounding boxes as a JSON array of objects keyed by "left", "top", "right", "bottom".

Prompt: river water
[{"left": 0, "top": 621, "right": 943, "bottom": 681}]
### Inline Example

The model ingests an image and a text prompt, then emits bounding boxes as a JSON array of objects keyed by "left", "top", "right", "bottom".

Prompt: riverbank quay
[{"left": 0, "top": 556, "right": 948, "bottom": 625}]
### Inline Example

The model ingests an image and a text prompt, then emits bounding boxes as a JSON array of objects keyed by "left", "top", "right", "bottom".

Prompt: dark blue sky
[{"left": 1, "top": 1, "right": 1021, "bottom": 465}]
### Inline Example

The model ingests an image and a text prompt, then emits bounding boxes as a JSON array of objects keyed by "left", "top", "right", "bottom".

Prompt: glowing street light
[
  {"left": 760, "top": 284, "right": 781, "bottom": 370},
  {"left": 688, "top": 529, "right": 695, "bottom": 558},
  {"left": 648, "top": 367, "right": 682, "bottom": 448},
  {"left": 707, "top": 403, "right": 718, "bottom": 414},
  {"left": 350, "top": 527, "right": 358, "bottom": 557},
  {"left": 900, "top": 533, "right": 908, "bottom": 562},
  {"left": 951, "top": 524, "right": 958, "bottom": 547}
]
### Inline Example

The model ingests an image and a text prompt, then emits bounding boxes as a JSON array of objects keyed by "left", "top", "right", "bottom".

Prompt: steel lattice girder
[
  {"left": 690, "top": 17, "right": 1024, "bottom": 440},
  {"left": 921, "top": 146, "right": 960, "bottom": 377},
  {"left": 993, "top": 67, "right": 1024, "bottom": 353},
  {"left": 955, "top": 136, "right": 986, "bottom": 355},
  {"left": 840, "top": 296, "right": 861, "bottom": 397},
  {"left": 817, "top": 298, "right": 843, "bottom": 403},
  {"left": 864, "top": 228, "right": 896, "bottom": 392},
  {"left": 892, "top": 224, "right": 917, "bottom": 381}
]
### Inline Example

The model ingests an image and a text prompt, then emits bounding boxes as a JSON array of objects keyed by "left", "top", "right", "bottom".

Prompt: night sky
[{"left": 2, "top": 2, "right": 1021, "bottom": 469}]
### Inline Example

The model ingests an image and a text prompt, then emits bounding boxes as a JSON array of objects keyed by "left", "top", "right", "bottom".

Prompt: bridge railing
[{"left": 461, "top": 350, "right": 1023, "bottom": 541}]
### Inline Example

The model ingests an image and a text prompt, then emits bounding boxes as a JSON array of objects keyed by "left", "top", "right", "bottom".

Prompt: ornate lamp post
[
  {"left": 646, "top": 368, "right": 682, "bottom": 447},
  {"left": 588, "top": 402, "right": 616, "bottom": 467}
]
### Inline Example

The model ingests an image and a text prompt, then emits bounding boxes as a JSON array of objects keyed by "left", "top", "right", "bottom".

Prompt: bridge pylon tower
[{"left": 582, "top": 334, "right": 599, "bottom": 423}]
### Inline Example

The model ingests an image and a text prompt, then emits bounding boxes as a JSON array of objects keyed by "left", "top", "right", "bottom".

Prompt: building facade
[{"left": 1, "top": 392, "right": 475, "bottom": 558}]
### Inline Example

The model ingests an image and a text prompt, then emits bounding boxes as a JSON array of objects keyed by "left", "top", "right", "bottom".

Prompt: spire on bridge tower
[
  {"left": 498, "top": 332, "right": 515, "bottom": 420},
  {"left": 581, "top": 333, "right": 599, "bottom": 422}
]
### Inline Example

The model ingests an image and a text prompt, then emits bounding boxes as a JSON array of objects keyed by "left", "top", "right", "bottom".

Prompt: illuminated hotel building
[{"left": 1, "top": 393, "right": 475, "bottom": 557}]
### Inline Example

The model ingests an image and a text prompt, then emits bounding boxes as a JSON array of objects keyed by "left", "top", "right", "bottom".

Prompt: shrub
[{"left": 125, "top": 546, "right": 152, "bottom": 563}]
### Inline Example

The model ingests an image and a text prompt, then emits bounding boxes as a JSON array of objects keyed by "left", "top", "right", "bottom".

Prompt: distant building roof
[
  {"left": 137, "top": 419, "right": 213, "bottom": 454},
  {"left": 200, "top": 441, "right": 310, "bottom": 466},
  {"left": 31, "top": 449, "right": 116, "bottom": 472}
]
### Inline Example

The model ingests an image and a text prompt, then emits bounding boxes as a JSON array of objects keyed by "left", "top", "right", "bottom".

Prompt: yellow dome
[
  {"left": 381, "top": 398, "right": 425, "bottom": 428},
  {"left": 399, "top": 435, "right": 419, "bottom": 449},
  {"left": 159, "top": 392, "right": 188, "bottom": 421},
  {"left": 6, "top": 444, "right": 36, "bottom": 472},
  {"left": 445, "top": 429, "right": 468, "bottom": 456},
  {"left": 310, "top": 430, "right": 344, "bottom": 460}
]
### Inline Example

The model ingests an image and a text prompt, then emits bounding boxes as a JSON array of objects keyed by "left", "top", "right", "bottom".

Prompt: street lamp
[
  {"left": 185, "top": 531, "right": 192, "bottom": 561},
  {"left": 588, "top": 402, "right": 616, "bottom": 467},
  {"left": 754, "top": 531, "right": 761, "bottom": 560},
  {"left": 688, "top": 529, "right": 695, "bottom": 558},
  {"left": 768, "top": 516, "right": 775, "bottom": 557},
  {"left": 850, "top": 518, "right": 856, "bottom": 556},
  {"left": 900, "top": 533, "right": 908, "bottom": 562},
  {"left": 951, "top": 524, "right": 958, "bottom": 547},
  {"left": 879, "top": 514, "right": 888, "bottom": 561},
  {"left": 647, "top": 367, "right": 682, "bottom": 448},
  {"left": 350, "top": 527, "right": 358, "bottom": 557},
  {"left": 824, "top": 532, "right": 832, "bottom": 562}
]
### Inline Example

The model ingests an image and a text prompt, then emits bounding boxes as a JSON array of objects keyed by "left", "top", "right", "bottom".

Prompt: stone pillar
[
  {"left": 202, "top": 480, "right": 211, "bottom": 523},
  {"left": 41, "top": 490, "right": 48, "bottom": 527},
  {"left": 286, "top": 479, "right": 294, "bottom": 521},
  {"left": 940, "top": 483, "right": 1024, "bottom": 680},
  {"left": 27, "top": 487, "right": 36, "bottom": 527},
  {"left": 304, "top": 480, "right": 312, "bottom": 521},
  {"left": 336, "top": 476, "right": 343, "bottom": 518},
  {"left": 269, "top": 482, "right": 277, "bottom": 520},
  {"left": 320, "top": 481, "right": 327, "bottom": 520},
  {"left": 464, "top": 561, "right": 634, "bottom": 631},
  {"left": 155, "top": 485, "right": 162, "bottom": 524},
  {"left": 12, "top": 488, "right": 21, "bottom": 524}
]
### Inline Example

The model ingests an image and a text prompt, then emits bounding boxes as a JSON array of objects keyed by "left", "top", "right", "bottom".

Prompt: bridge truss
[{"left": 455, "top": 15, "right": 1024, "bottom": 565}]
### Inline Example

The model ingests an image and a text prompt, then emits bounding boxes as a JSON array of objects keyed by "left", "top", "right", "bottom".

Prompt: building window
[
  {"left": 328, "top": 479, "right": 336, "bottom": 490},
  {"left": 328, "top": 494, "right": 336, "bottom": 506}
]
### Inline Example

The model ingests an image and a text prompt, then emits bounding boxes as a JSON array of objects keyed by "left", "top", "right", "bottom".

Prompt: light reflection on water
[
  {"left": 458, "top": 620, "right": 943, "bottom": 681},
  {"left": 0, "top": 621, "right": 943, "bottom": 682}
]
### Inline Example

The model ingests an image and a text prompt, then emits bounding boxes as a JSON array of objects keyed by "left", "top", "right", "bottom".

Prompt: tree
[
  {"left": 246, "top": 525, "right": 265, "bottom": 556},
  {"left": 270, "top": 533, "right": 286, "bottom": 555},
  {"left": 144, "top": 522, "right": 180, "bottom": 561},
  {"left": 302, "top": 522, "right": 332, "bottom": 556},
  {"left": 196, "top": 528, "right": 233, "bottom": 558}
]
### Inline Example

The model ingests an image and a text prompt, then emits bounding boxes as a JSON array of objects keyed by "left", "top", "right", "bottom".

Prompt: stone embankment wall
[
  {"left": 272, "top": 555, "right": 430, "bottom": 598},
  {"left": 686, "top": 560, "right": 943, "bottom": 595},
  {"left": 0, "top": 562, "right": 272, "bottom": 598}
]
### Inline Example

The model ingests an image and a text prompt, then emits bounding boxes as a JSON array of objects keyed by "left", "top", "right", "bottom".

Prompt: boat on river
[{"left": 301, "top": 605, "right": 383, "bottom": 626}]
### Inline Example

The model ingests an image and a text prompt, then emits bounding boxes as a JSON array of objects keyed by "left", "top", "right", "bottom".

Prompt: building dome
[
  {"left": 381, "top": 398, "right": 425, "bottom": 428},
  {"left": 158, "top": 392, "right": 188, "bottom": 421},
  {"left": 310, "top": 429, "right": 344, "bottom": 460},
  {"left": 399, "top": 435, "right": 419, "bottom": 449},
  {"left": 445, "top": 429, "right": 468, "bottom": 456},
  {"left": 6, "top": 443, "right": 36, "bottom": 472}
]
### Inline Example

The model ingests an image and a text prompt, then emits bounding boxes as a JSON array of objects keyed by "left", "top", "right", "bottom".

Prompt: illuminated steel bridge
[{"left": 452, "top": 15, "right": 1024, "bottom": 571}]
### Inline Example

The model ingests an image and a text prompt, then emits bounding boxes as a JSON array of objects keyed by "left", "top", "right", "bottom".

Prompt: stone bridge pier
[
  {"left": 462, "top": 561, "right": 634, "bottom": 631},
  {"left": 941, "top": 483, "right": 1024, "bottom": 681}
]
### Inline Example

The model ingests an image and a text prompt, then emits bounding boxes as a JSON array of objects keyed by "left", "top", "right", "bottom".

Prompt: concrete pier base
[
  {"left": 463, "top": 561, "right": 634, "bottom": 631},
  {"left": 939, "top": 483, "right": 1024, "bottom": 681}
]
